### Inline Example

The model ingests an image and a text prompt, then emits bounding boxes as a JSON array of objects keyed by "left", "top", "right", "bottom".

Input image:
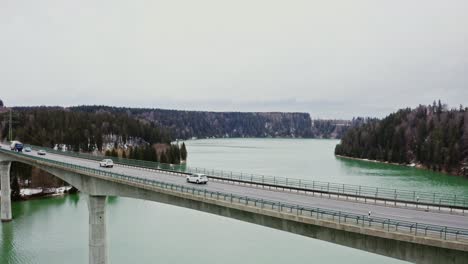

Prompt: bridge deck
[
  {"left": 5, "top": 146, "right": 467, "bottom": 231},
  {"left": 21, "top": 144, "right": 468, "bottom": 211}
]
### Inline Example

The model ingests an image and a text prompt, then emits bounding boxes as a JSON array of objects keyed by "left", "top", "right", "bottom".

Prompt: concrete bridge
[{"left": 1, "top": 145, "right": 468, "bottom": 264}]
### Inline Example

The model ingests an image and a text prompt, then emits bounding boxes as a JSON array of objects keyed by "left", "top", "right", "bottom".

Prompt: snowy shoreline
[
  {"left": 0, "top": 186, "right": 75, "bottom": 200},
  {"left": 334, "top": 154, "right": 459, "bottom": 176}
]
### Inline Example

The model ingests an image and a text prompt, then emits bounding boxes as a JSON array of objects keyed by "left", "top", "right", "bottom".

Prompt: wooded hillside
[
  {"left": 71, "top": 105, "right": 315, "bottom": 139},
  {"left": 0, "top": 106, "right": 172, "bottom": 151},
  {"left": 335, "top": 102, "right": 468, "bottom": 176}
]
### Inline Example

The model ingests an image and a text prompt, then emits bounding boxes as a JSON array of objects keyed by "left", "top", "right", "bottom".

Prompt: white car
[
  {"left": 186, "top": 173, "right": 208, "bottom": 184},
  {"left": 99, "top": 159, "right": 114, "bottom": 168},
  {"left": 37, "top": 150, "right": 46, "bottom": 155}
]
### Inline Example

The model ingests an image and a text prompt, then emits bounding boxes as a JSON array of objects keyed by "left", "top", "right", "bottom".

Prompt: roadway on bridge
[{"left": 5, "top": 146, "right": 468, "bottom": 229}]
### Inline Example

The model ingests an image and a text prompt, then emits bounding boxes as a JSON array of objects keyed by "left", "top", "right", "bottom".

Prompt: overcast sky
[{"left": 1, "top": 0, "right": 467, "bottom": 119}]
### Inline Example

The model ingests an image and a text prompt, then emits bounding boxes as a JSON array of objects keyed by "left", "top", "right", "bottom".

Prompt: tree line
[
  {"left": 310, "top": 119, "right": 366, "bottom": 139},
  {"left": 70, "top": 105, "right": 315, "bottom": 139},
  {"left": 335, "top": 101, "right": 468, "bottom": 176},
  {"left": 105, "top": 142, "right": 187, "bottom": 164},
  {"left": 0, "top": 106, "right": 173, "bottom": 151}
]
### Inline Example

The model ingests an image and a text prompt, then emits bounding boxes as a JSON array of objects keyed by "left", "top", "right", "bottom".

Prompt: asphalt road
[{"left": 4, "top": 145, "right": 468, "bottom": 229}]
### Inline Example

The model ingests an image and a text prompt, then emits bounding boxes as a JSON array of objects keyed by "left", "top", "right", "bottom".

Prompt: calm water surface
[
  {"left": 187, "top": 139, "right": 468, "bottom": 195},
  {"left": 2, "top": 139, "right": 468, "bottom": 263}
]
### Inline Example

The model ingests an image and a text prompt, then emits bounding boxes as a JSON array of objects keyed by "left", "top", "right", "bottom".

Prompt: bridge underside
[
  {"left": 85, "top": 182, "right": 468, "bottom": 264},
  {"left": 1, "top": 153, "right": 467, "bottom": 264}
]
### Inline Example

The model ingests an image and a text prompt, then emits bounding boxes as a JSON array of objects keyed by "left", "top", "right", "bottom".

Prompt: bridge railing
[
  {"left": 21, "top": 144, "right": 468, "bottom": 209},
  {"left": 2, "top": 147, "right": 468, "bottom": 242}
]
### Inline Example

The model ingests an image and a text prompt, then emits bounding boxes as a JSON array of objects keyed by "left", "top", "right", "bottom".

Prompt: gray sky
[{"left": 1, "top": 0, "right": 467, "bottom": 119}]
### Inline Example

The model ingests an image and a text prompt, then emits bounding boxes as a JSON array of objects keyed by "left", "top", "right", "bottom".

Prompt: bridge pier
[
  {"left": 0, "top": 161, "right": 12, "bottom": 222},
  {"left": 88, "top": 195, "right": 108, "bottom": 264}
]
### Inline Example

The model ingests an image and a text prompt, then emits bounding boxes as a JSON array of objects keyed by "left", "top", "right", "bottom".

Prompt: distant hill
[
  {"left": 335, "top": 102, "right": 468, "bottom": 176},
  {"left": 311, "top": 119, "right": 364, "bottom": 139},
  {"left": 70, "top": 105, "right": 316, "bottom": 139}
]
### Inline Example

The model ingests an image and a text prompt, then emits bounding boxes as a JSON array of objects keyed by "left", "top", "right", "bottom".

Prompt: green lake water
[{"left": 2, "top": 139, "right": 468, "bottom": 264}]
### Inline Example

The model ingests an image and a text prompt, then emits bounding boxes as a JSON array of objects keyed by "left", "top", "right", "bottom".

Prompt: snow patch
[
  {"left": 19, "top": 186, "right": 73, "bottom": 197},
  {"left": 20, "top": 188, "right": 43, "bottom": 196}
]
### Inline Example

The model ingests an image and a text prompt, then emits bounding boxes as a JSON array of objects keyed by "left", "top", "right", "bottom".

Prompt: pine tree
[
  {"left": 96, "top": 131, "right": 103, "bottom": 151},
  {"left": 181, "top": 142, "right": 187, "bottom": 161},
  {"left": 149, "top": 146, "right": 157, "bottom": 162},
  {"left": 129, "top": 147, "right": 135, "bottom": 159},
  {"left": 160, "top": 151, "right": 168, "bottom": 163},
  {"left": 111, "top": 149, "right": 118, "bottom": 157},
  {"left": 170, "top": 144, "right": 181, "bottom": 164},
  {"left": 166, "top": 149, "right": 173, "bottom": 164},
  {"left": 437, "top": 100, "right": 443, "bottom": 115},
  {"left": 10, "top": 176, "right": 21, "bottom": 201},
  {"left": 137, "top": 147, "right": 144, "bottom": 160}
]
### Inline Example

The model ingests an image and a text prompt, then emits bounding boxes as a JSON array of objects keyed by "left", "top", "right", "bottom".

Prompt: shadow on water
[
  {"left": 67, "top": 193, "right": 80, "bottom": 207},
  {"left": 107, "top": 196, "right": 119, "bottom": 205},
  {"left": 11, "top": 194, "right": 73, "bottom": 219},
  {"left": 8, "top": 194, "right": 118, "bottom": 221}
]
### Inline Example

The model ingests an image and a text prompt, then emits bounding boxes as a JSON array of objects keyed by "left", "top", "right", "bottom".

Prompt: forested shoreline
[
  {"left": 335, "top": 102, "right": 468, "bottom": 176},
  {"left": 4, "top": 106, "right": 171, "bottom": 149}
]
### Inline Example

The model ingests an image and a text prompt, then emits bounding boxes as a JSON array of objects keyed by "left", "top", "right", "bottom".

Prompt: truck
[{"left": 10, "top": 141, "right": 24, "bottom": 152}]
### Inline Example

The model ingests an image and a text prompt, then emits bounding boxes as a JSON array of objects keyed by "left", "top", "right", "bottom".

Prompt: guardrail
[
  {"left": 21, "top": 144, "right": 468, "bottom": 209},
  {"left": 2, "top": 147, "right": 468, "bottom": 243}
]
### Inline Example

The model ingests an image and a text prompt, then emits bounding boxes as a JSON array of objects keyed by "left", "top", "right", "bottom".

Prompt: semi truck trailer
[{"left": 10, "top": 141, "right": 24, "bottom": 152}]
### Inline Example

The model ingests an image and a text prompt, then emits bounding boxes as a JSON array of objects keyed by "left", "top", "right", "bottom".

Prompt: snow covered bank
[{"left": 19, "top": 186, "right": 73, "bottom": 199}]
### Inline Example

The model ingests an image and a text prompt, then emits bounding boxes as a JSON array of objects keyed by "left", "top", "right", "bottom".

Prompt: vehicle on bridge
[
  {"left": 10, "top": 141, "right": 24, "bottom": 152},
  {"left": 186, "top": 173, "right": 208, "bottom": 184},
  {"left": 99, "top": 159, "right": 114, "bottom": 168},
  {"left": 37, "top": 150, "right": 46, "bottom": 155},
  {"left": 24, "top": 147, "right": 32, "bottom": 152}
]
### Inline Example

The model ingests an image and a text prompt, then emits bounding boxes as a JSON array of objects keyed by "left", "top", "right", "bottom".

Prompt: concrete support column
[
  {"left": 1, "top": 161, "right": 12, "bottom": 222},
  {"left": 88, "top": 195, "right": 108, "bottom": 264}
]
